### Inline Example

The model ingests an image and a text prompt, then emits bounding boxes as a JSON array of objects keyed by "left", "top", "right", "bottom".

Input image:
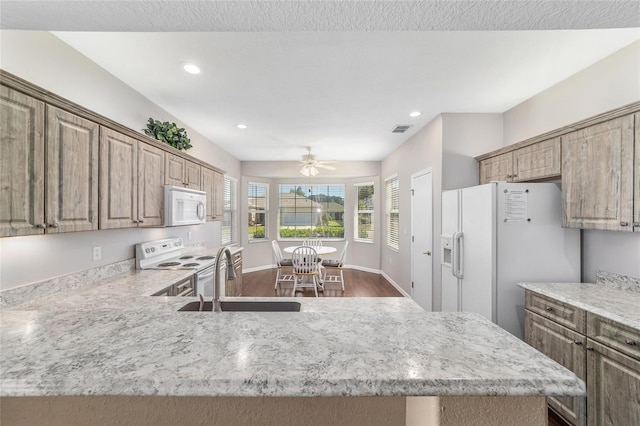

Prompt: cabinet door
[
  {"left": 513, "top": 138, "right": 561, "bottom": 182},
  {"left": 0, "top": 86, "right": 45, "bottom": 237},
  {"left": 99, "top": 127, "right": 137, "bottom": 229},
  {"left": 213, "top": 171, "right": 225, "bottom": 220},
  {"left": 185, "top": 161, "right": 201, "bottom": 189},
  {"left": 201, "top": 167, "right": 215, "bottom": 221},
  {"left": 525, "top": 310, "right": 586, "bottom": 425},
  {"left": 479, "top": 152, "right": 513, "bottom": 184},
  {"left": 137, "top": 143, "right": 164, "bottom": 227},
  {"left": 587, "top": 339, "right": 640, "bottom": 426},
  {"left": 634, "top": 112, "right": 639, "bottom": 228},
  {"left": 165, "top": 153, "right": 186, "bottom": 187},
  {"left": 46, "top": 106, "right": 99, "bottom": 233},
  {"left": 562, "top": 115, "right": 634, "bottom": 231}
]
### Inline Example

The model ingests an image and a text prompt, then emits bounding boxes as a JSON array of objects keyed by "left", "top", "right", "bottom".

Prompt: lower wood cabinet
[
  {"left": 225, "top": 250, "right": 243, "bottom": 296},
  {"left": 525, "top": 310, "right": 586, "bottom": 425},
  {"left": 524, "top": 290, "right": 640, "bottom": 426}
]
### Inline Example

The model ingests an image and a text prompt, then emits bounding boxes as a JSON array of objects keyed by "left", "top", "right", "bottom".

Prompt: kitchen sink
[{"left": 178, "top": 301, "right": 301, "bottom": 312}]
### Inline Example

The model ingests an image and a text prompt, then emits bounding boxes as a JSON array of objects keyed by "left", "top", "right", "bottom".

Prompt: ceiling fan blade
[
  {"left": 318, "top": 160, "right": 338, "bottom": 164},
  {"left": 316, "top": 164, "right": 337, "bottom": 171}
]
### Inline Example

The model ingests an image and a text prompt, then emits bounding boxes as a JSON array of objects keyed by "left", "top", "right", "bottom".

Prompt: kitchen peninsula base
[{"left": 1, "top": 395, "right": 546, "bottom": 426}]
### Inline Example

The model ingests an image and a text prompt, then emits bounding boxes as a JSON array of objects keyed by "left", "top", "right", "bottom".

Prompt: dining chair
[
  {"left": 321, "top": 240, "right": 348, "bottom": 292},
  {"left": 272, "top": 240, "right": 294, "bottom": 290},
  {"left": 291, "top": 246, "right": 320, "bottom": 297},
  {"left": 302, "top": 239, "right": 322, "bottom": 249}
]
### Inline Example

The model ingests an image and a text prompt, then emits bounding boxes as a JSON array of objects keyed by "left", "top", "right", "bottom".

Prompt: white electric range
[{"left": 135, "top": 237, "right": 215, "bottom": 297}]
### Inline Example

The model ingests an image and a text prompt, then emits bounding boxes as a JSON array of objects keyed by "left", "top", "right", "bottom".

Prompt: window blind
[
  {"left": 355, "top": 182, "right": 374, "bottom": 242},
  {"left": 248, "top": 182, "right": 268, "bottom": 241},
  {"left": 222, "top": 176, "right": 238, "bottom": 245},
  {"left": 385, "top": 175, "right": 399, "bottom": 251}
]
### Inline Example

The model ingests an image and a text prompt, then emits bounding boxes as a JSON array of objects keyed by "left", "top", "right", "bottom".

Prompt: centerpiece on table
[{"left": 143, "top": 118, "right": 192, "bottom": 151}]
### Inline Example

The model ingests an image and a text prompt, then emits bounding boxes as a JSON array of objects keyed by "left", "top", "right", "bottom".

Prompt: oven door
[{"left": 195, "top": 265, "right": 215, "bottom": 298}]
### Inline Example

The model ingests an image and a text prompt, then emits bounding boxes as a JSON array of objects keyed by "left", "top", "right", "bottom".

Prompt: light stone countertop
[
  {"left": 0, "top": 267, "right": 586, "bottom": 399},
  {"left": 518, "top": 282, "right": 640, "bottom": 330}
]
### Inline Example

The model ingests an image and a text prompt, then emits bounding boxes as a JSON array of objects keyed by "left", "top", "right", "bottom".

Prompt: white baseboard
[
  {"left": 243, "top": 264, "right": 276, "bottom": 274},
  {"left": 380, "top": 271, "right": 412, "bottom": 298},
  {"left": 345, "top": 264, "right": 380, "bottom": 274}
]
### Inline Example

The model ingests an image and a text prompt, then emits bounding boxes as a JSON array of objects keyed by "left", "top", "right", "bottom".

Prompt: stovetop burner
[
  {"left": 196, "top": 256, "right": 214, "bottom": 260},
  {"left": 158, "top": 262, "right": 181, "bottom": 267},
  {"left": 179, "top": 256, "right": 194, "bottom": 259},
  {"left": 182, "top": 263, "right": 200, "bottom": 267}
]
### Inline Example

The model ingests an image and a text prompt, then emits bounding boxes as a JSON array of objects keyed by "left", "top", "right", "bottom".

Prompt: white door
[{"left": 411, "top": 169, "right": 433, "bottom": 311}]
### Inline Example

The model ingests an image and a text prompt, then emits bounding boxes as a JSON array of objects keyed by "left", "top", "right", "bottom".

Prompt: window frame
[
  {"left": 221, "top": 176, "right": 238, "bottom": 246},
  {"left": 354, "top": 181, "right": 375, "bottom": 244},
  {"left": 385, "top": 174, "right": 399, "bottom": 252},
  {"left": 277, "top": 183, "right": 346, "bottom": 241},
  {"left": 247, "top": 181, "right": 269, "bottom": 243}
]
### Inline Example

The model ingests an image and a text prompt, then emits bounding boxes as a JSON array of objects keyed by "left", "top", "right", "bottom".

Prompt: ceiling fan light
[{"left": 300, "top": 165, "right": 319, "bottom": 177}]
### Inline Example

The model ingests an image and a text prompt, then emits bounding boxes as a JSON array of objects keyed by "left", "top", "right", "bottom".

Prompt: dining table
[{"left": 283, "top": 245, "right": 338, "bottom": 256}]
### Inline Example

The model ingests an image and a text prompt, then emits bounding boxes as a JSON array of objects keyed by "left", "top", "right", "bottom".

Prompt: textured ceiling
[
  {"left": 2, "top": 1, "right": 640, "bottom": 31},
  {"left": 2, "top": 1, "right": 639, "bottom": 162}
]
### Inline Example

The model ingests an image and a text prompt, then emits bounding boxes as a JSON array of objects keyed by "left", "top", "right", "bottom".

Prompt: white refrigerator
[{"left": 440, "top": 182, "right": 580, "bottom": 339}]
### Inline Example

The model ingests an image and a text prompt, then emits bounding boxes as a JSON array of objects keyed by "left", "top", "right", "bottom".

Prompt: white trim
[
  {"left": 381, "top": 271, "right": 411, "bottom": 298},
  {"left": 344, "top": 264, "right": 380, "bottom": 274},
  {"left": 243, "top": 264, "right": 276, "bottom": 274}
]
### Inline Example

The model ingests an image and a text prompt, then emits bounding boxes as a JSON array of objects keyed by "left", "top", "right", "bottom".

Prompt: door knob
[{"left": 423, "top": 250, "right": 432, "bottom": 256}]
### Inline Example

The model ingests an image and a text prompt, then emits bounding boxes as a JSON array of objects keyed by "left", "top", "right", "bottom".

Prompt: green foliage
[
  {"left": 249, "top": 227, "right": 266, "bottom": 239},
  {"left": 279, "top": 227, "right": 344, "bottom": 239},
  {"left": 143, "top": 118, "right": 192, "bottom": 151}
]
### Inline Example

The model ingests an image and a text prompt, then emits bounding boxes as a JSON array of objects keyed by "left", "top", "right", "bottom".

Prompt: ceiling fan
[{"left": 299, "top": 147, "right": 337, "bottom": 176}]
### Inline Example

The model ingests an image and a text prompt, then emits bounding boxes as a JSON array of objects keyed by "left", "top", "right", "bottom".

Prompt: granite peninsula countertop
[
  {"left": 1, "top": 266, "right": 585, "bottom": 399},
  {"left": 518, "top": 282, "right": 640, "bottom": 330}
]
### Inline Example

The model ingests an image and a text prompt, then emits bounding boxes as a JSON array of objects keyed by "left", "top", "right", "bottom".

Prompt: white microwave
[{"left": 164, "top": 185, "right": 207, "bottom": 226}]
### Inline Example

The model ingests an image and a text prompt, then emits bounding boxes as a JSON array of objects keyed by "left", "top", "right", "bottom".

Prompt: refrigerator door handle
[
  {"left": 451, "top": 232, "right": 461, "bottom": 278},
  {"left": 456, "top": 232, "right": 464, "bottom": 279}
]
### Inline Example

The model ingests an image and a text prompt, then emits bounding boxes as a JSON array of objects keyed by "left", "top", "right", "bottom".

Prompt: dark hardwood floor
[
  {"left": 241, "top": 267, "right": 404, "bottom": 297},
  {"left": 241, "top": 268, "right": 565, "bottom": 426}
]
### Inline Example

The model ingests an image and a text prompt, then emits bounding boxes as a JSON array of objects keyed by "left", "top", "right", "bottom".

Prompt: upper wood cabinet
[
  {"left": 137, "top": 142, "right": 165, "bottom": 227},
  {"left": 165, "top": 153, "right": 201, "bottom": 190},
  {"left": 512, "top": 137, "right": 561, "bottom": 182},
  {"left": 46, "top": 106, "right": 100, "bottom": 233},
  {"left": 634, "top": 112, "right": 640, "bottom": 228},
  {"left": 479, "top": 152, "right": 513, "bottom": 184},
  {"left": 0, "top": 86, "right": 45, "bottom": 237},
  {"left": 0, "top": 87, "right": 99, "bottom": 237},
  {"left": 99, "top": 128, "right": 165, "bottom": 229},
  {"left": 562, "top": 115, "right": 634, "bottom": 231},
  {"left": 479, "top": 138, "right": 561, "bottom": 184},
  {"left": 213, "top": 171, "right": 225, "bottom": 220},
  {"left": 201, "top": 167, "right": 224, "bottom": 221}
]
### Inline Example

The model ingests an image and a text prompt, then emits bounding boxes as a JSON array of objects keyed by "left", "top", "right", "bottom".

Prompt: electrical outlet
[
  {"left": 93, "top": 246, "right": 102, "bottom": 261},
  {"left": 188, "top": 232, "right": 192, "bottom": 241}
]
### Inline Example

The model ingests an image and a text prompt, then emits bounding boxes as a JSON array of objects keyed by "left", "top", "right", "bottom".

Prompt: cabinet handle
[
  {"left": 545, "top": 306, "right": 553, "bottom": 311},
  {"left": 586, "top": 347, "right": 594, "bottom": 351},
  {"left": 620, "top": 222, "right": 629, "bottom": 227},
  {"left": 35, "top": 223, "right": 46, "bottom": 229},
  {"left": 634, "top": 222, "right": 640, "bottom": 227},
  {"left": 625, "top": 339, "right": 637, "bottom": 346},
  {"left": 513, "top": 174, "right": 518, "bottom": 178},
  {"left": 573, "top": 340, "right": 583, "bottom": 345},
  {"left": 49, "top": 222, "right": 59, "bottom": 228},
  {"left": 138, "top": 220, "right": 144, "bottom": 224},
  {"left": 132, "top": 220, "right": 139, "bottom": 224}
]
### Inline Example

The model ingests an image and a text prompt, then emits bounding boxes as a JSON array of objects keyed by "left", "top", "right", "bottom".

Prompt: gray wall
[
  {"left": 0, "top": 31, "right": 240, "bottom": 291},
  {"left": 503, "top": 40, "right": 640, "bottom": 281}
]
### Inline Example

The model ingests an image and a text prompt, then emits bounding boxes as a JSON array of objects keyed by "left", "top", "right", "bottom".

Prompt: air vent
[{"left": 392, "top": 125, "right": 413, "bottom": 133}]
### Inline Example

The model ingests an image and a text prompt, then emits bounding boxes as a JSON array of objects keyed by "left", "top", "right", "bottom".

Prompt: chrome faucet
[{"left": 213, "top": 246, "right": 236, "bottom": 312}]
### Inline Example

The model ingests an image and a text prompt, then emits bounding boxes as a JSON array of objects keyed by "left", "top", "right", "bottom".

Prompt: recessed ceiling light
[
  {"left": 183, "top": 63, "right": 201, "bottom": 75},
  {"left": 409, "top": 111, "right": 421, "bottom": 117},
  {"left": 237, "top": 124, "right": 247, "bottom": 129}
]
